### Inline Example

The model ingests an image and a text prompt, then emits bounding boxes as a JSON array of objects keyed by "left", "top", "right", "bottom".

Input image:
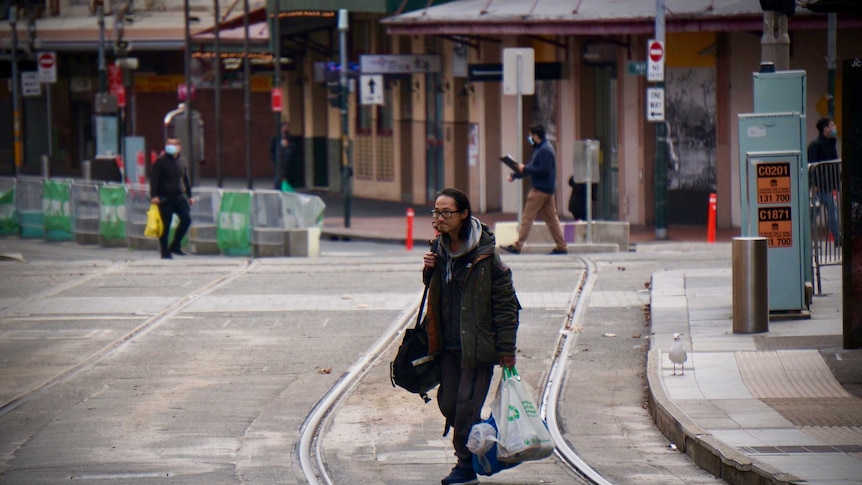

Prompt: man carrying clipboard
[{"left": 501, "top": 124, "right": 568, "bottom": 255}]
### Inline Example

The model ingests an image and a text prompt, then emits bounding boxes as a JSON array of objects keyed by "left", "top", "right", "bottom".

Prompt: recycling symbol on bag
[{"left": 507, "top": 404, "right": 520, "bottom": 421}]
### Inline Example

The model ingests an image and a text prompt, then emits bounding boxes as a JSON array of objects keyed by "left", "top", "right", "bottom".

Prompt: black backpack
[{"left": 390, "top": 240, "right": 441, "bottom": 403}]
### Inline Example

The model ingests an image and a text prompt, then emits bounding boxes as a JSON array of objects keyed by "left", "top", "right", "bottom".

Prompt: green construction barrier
[
  {"left": 99, "top": 185, "right": 127, "bottom": 242},
  {"left": 217, "top": 191, "right": 251, "bottom": 256},
  {"left": 0, "top": 187, "right": 19, "bottom": 235},
  {"left": 43, "top": 179, "right": 73, "bottom": 241}
]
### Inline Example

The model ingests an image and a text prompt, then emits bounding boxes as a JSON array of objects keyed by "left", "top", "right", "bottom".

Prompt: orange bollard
[
  {"left": 707, "top": 192, "right": 717, "bottom": 243},
  {"left": 406, "top": 208, "right": 414, "bottom": 251},
  {"left": 136, "top": 150, "right": 146, "bottom": 185}
]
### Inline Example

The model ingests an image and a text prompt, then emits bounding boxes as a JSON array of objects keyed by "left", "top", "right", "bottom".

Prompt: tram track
[{"left": 299, "top": 256, "right": 612, "bottom": 485}]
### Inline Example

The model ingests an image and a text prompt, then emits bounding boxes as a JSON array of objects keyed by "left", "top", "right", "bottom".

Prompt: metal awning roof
[
  {"left": 382, "top": 0, "right": 862, "bottom": 35},
  {"left": 0, "top": 9, "right": 215, "bottom": 51}
]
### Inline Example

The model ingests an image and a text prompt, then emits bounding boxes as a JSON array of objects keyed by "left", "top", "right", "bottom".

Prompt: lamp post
[{"left": 338, "top": 9, "right": 352, "bottom": 228}]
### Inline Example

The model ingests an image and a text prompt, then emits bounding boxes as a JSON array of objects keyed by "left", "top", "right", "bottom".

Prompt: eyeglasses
[{"left": 431, "top": 209, "right": 459, "bottom": 219}]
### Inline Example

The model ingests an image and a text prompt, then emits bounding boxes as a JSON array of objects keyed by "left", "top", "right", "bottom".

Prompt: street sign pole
[
  {"left": 653, "top": 0, "right": 668, "bottom": 239},
  {"left": 503, "top": 47, "right": 535, "bottom": 224},
  {"left": 516, "top": 54, "right": 523, "bottom": 224},
  {"left": 46, "top": 83, "right": 52, "bottom": 158}
]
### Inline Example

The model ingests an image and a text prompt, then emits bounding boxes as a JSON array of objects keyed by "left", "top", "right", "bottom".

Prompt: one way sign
[
  {"left": 646, "top": 87, "right": 665, "bottom": 122},
  {"left": 360, "top": 75, "right": 384, "bottom": 105}
]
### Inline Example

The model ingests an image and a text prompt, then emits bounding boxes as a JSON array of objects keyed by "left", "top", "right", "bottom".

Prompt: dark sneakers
[
  {"left": 501, "top": 244, "right": 521, "bottom": 254},
  {"left": 170, "top": 248, "right": 187, "bottom": 256},
  {"left": 549, "top": 247, "right": 568, "bottom": 255},
  {"left": 441, "top": 466, "right": 478, "bottom": 485}
]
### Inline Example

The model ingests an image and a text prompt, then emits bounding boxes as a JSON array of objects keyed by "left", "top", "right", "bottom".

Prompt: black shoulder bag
[{"left": 390, "top": 240, "right": 441, "bottom": 403}]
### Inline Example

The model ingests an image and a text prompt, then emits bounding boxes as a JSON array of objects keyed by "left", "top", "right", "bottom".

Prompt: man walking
[
  {"left": 502, "top": 124, "right": 568, "bottom": 255},
  {"left": 808, "top": 117, "right": 841, "bottom": 246},
  {"left": 150, "top": 137, "right": 193, "bottom": 259},
  {"left": 270, "top": 122, "right": 293, "bottom": 190}
]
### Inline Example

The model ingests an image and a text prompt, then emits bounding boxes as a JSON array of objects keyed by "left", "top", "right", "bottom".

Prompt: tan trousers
[{"left": 514, "top": 189, "right": 567, "bottom": 251}]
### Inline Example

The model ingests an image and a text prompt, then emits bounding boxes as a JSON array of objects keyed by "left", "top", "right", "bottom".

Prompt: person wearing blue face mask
[
  {"left": 150, "top": 137, "right": 194, "bottom": 259},
  {"left": 808, "top": 117, "right": 841, "bottom": 246},
  {"left": 502, "top": 124, "right": 568, "bottom": 255}
]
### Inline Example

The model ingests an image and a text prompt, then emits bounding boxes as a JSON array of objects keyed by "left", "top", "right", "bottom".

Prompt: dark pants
[
  {"left": 437, "top": 349, "right": 494, "bottom": 469},
  {"left": 158, "top": 195, "right": 191, "bottom": 256}
]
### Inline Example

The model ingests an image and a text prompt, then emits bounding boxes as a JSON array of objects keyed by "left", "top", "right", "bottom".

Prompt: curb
[{"left": 646, "top": 349, "right": 801, "bottom": 485}]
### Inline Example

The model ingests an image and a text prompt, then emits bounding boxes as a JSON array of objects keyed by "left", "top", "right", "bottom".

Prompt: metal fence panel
[
  {"left": 189, "top": 188, "right": 221, "bottom": 254},
  {"left": 253, "top": 190, "right": 286, "bottom": 246},
  {"left": 98, "top": 184, "right": 128, "bottom": 245},
  {"left": 809, "top": 160, "right": 842, "bottom": 294},
  {"left": 126, "top": 185, "right": 158, "bottom": 250},
  {"left": 0, "top": 177, "right": 18, "bottom": 235},
  {"left": 16, "top": 176, "right": 44, "bottom": 239},
  {"left": 72, "top": 180, "right": 101, "bottom": 244},
  {"left": 283, "top": 192, "right": 325, "bottom": 229}
]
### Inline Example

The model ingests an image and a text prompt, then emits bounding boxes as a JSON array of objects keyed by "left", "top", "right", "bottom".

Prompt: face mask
[
  {"left": 829, "top": 128, "right": 838, "bottom": 138},
  {"left": 165, "top": 145, "right": 178, "bottom": 156},
  {"left": 527, "top": 135, "right": 535, "bottom": 146}
]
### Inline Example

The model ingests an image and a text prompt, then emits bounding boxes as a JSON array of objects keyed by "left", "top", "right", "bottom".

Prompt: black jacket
[
  {"left": 422, "top": 223, "right": 519, "bottom": 368},
  {"left": 807, "top": 134, "right": 838, "bottom": 163},
  {"left": 150, "top": 153, "right": 192, "bottom": 201}
]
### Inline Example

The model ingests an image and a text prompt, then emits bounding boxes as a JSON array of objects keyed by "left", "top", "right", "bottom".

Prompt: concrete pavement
[{"left": 649, "top": 264, "right": 862, "bottom": 485}]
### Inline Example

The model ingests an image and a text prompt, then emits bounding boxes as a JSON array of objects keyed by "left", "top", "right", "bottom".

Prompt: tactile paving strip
[{"left": 737, "top": 350, "right": 862, "bottom": 428}]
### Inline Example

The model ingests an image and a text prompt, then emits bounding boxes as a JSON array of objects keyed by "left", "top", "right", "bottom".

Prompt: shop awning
[
  {"left": 381, "top": 0, "right": 862, "bottom": 36},
  {"left": 0, "top": 9, "right": 217, "bottom": 51}
]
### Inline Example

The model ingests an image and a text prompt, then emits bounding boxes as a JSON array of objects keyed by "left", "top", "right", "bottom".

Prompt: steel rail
[
  {"left": 300, "top": 256, "right": 614, "bottom": 484},
  {"left": 541, "top": 256, "right": 613, "bottom": 485}
]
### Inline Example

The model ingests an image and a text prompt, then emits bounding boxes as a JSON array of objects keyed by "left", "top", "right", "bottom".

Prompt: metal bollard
[
  {"left": 82, "top": 160, "right": 91, "bottom": 181},
  {"left": 732, "top": 237, "right": 769, "bottom": 333}
]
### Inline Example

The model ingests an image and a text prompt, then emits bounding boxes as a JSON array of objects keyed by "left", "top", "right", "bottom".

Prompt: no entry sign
[
  {"left": 38, "top": 52, "right": 57, "bottom": 83},
  {"left": 647, "top": 40, "right": 664, "bottom": 82}
]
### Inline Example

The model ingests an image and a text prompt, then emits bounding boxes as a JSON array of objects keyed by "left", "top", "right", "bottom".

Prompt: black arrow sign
[{"left": 368, "top": 78, "right": 377, "bottom": 94}]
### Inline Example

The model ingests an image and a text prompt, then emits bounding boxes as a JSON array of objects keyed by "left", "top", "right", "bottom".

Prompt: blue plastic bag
[{"left": 468, "top": 414, "right": 520, "bottom": 476}]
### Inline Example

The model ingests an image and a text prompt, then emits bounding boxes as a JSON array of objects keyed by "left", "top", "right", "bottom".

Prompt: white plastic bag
[
  {"left": 467, "top": 422, "right": 497, "bottom": 457},
  {"left": 493, "top": 367, "right": 555, "bottom": 463},
  {"left": 467, "top": 415, "right": 520, "bottom": 476},
  {"left": 468, "top": 422, "right": 498, "bottom": 474}
]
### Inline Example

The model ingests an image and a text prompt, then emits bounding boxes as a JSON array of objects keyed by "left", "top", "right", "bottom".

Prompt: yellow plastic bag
[{"left": 144, "top": 203, "right": 163, "bottom": 238}]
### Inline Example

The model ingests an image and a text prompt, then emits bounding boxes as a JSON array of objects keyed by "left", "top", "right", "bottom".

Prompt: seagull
[{"left": 669, "top": 333, "right": 687, "bottom": 376}]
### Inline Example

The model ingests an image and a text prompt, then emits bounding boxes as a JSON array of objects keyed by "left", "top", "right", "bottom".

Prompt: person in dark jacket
[
  {"left": 568, "top": 175, "right": 598, "bottom": 221},
  {"left": 149, "top": 137, "right": 193, "bottom": 259},
  {"left": 502, "top": 124, "right": 568, "bottom": 255},
  {"left": 270, "top": 122, "right": 293, "bottom": 190},
  {"left": 422, "top": 188, "right": 520, "bottom": 485},
  {"left": 808, "top": 117, "right": 840, "bottom": 245}
]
